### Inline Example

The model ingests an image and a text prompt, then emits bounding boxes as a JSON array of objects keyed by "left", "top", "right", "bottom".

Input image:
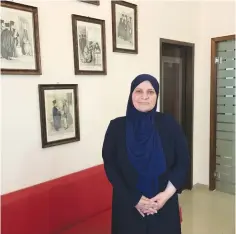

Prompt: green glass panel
[
  {"left": 217, "top": 50, "right": 236, "bottom": 59},
  {"left": 217, "top": 114, "right": 235, "bottom": 123},
  {"left": 216, "top": 181, "right": 235, "bottom": 194},
  {"left": 216, "top": 175, "right": 235, "bottom": 185},
  {"left": 217, "top": 78, "right": 235, "bottom": 87},
  {"left": 216, "top": 131, "right": 235, "bottom": 140},
  {"left": 216, "top": 122, "right": 235, "bottom": 131},
  {"left": 217, "top": 69, "right": 235, "bottom": 78},
  {"left": 216, "top": 164, "right": 235, "bottom": 178},
  {"left": 216, "top": 155, "right": 235, "bottom": 166},
  {"left": 216, "top": 170, "right": 235, "bottom": 184},
  {"left": 217, "top": 105, "right": 235, "bottom": 114},
  {"left": 217, "top": 40, "right": 236, "bottom": 51},
  {"left": 216, "top": 139, "right": 235, "bottom": 157},
  {"left": 217, "top": 87, "right": 235, "bottom": 95},
  {"left": 216, "top": 39, "right": 236, "bottom": 195},
  {"left": 218, "top": 60, "right": 236, "bottom": 70},
  {"left": 217, "top": 97, "right": 235, "bottom": 105}
]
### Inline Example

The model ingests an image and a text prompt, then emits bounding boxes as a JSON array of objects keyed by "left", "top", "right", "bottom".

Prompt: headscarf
[{"left": 126, "top": 74, "right": 166, "bottom": 198}]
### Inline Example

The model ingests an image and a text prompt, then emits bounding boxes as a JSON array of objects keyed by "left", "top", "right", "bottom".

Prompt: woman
[
  {"left": 102, "top": 74, "right": 189, "bottom": 234},
  {"left": 52, "top": 100, "right": 61, "bottom": 131}
]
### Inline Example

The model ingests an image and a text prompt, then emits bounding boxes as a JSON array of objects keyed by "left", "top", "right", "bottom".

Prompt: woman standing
[{"left": 102, "top": 74, "right": 189, "bottom": 234}]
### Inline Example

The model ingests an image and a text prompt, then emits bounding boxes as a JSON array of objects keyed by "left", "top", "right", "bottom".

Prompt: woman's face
[{"left": 132, "top": 81, "right": 157, "bottom": 112}]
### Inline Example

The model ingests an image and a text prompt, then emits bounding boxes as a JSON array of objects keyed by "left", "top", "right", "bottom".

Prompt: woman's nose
[{"left": 142, "top": 93, "right": 148, "bottom": 99}]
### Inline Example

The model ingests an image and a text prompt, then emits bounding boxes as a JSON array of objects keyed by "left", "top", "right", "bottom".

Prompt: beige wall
[{"left": 1, "top": 0, "right": 235, "bottom": 194}]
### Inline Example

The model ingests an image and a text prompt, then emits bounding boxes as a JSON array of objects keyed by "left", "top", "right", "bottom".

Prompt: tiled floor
[{"left": 179, "top": 184, "right": 235, "bottom": 234}]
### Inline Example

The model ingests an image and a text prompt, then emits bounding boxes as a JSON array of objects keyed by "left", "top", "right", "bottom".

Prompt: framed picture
[
  {"left": 38, "top": 84, "right": 80, "bottom": 148},
  {"left": 1, "top": 1, "right": 41, "bottom": 75},
  {"left": 111, "top": 1, "right": 138, "bottom": 54},
  {"left": 72, "top": 14, "right": 107, "bottom": 75},
  {"left": 79, "top": 0, "right": 100, "bottom": 5}
]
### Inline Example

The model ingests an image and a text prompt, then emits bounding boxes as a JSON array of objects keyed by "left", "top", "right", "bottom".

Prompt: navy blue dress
[{"left": 102, "top": 112, "right": 190, "bottom": 234}]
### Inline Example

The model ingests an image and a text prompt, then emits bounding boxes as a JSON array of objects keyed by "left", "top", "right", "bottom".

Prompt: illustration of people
[
  {"left": 14, "top": 30, "right": 22, "bottom": 57},
  {"left": 79, "top": 33, "right": 86, "bottom": 55},
  {"left": 9, "top": 21, "right": 18, "bottom": 58},
  {"left": 117, "top": 14, "right": 126, "bottom": 40},
  {"left": 83, "top": 45, "right": 92, "bottom": 63},
  {"left": 89, "top": 41, "right": 96, "bottom": 64},
  {"left": 52, "top": 100, "right": 61, "bottom": 131},
  {"left": 62, "top": 99, "right": 73, "bottom": 130},
  {"left": 117, "top": 13, "right": 133, "bottom": 43},
  {"left": 1, "top": 20, "right": 4, "bottom": 32},
  {"left": 1, "top": 22, "right": 14, "bottom": 60},
  {"left": 21, "top": 25, "right": 32, "bottom": 56},
  {"left": 127, "top": 17, "right": 132, "bottom": 43},
  {"left": 117, "top": 16, "right": 123, "bottom": 38},
  {"left": 1, "top": 20, "right": 21, "bottom": 60},
  {"left": 1, "top": 20, "right": 5, "bottom": 58},
  {"left": 94, "top": 42, "right": 101, "bottom": 65}
]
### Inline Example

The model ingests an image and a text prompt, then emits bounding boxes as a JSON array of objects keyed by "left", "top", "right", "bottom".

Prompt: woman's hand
[
  {"left": 149, "top": 181, "right": 177, "bottom": 212},
  {"left": 149, "top": 192, "right": 169, "bottom": 210},
  {"left": 136, "top": 180, "right": 177, "bottom": 217},
  {"left": 135, "top": 196, "right": 158, "bottom": 217}
]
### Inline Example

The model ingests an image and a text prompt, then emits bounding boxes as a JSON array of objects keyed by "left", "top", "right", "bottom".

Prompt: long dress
[
  {"left": 52, "top": 106, "right": 61, "bottom": 131},
  {"left": 102, "top": 112, "right": 189, "bottom": 234},
  {"left": 1, "top": 29, "right": 14, "bottom": 59}
]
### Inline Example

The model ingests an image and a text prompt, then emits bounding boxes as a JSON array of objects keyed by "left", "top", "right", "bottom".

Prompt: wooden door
[
  {"left": 160, "top": 39, "right": 194, "bottom": 190},
  {"left": 210, "top": 35, "right": 235, "bottom": 194}
]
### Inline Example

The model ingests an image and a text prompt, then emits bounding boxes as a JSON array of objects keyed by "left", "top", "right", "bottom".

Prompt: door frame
[
  {"left": 209, "top": 34, "right": 236, "bottom": 191},
  {"left": 160, "top": 38, "right": 195, "bottom": 190}
]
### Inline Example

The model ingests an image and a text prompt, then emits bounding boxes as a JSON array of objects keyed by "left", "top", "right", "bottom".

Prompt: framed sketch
[
  {"left": 1, "top": 1, "right": 41, "bottom": 75},
  {"left": 111, "top": 1, "right": 138, "bottom": 54},
  {"left": 38, "top": 84, "right": 80, "bottom": 148},
  {"left": 72, "top": 14, "right": 107, "bottom": 75},
  {"left": 79, "top": 0, "right": 100, "bottom": 5}
]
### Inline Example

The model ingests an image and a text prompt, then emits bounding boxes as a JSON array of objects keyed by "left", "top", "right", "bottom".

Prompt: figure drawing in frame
[
  {"left": 112, "top": 1, "right": 138, "bottom": 54},
  {"left": 1, "top": 1, "right": 41, "bottom": 75},
  {"left": 39, "top": 84, "right": 80, "bottom": 148},
  {"left": 72, "top": 14, "right": 107, "bottom": 75}
]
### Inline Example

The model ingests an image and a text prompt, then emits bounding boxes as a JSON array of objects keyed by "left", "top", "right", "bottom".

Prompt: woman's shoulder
[
  {"left": 105, "top": 116, "right": 126, "bottom": 135},
  {"left": 110, "top": 116, "right": 126, "bottom": 125},
  {"left": 107, "top": 116, "right": 126, "bottom": 128}
]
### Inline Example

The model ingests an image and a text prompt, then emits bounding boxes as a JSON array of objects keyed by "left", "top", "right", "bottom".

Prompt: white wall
[{"left": 1, "top": 0, "right": 235, "bottom": 194}]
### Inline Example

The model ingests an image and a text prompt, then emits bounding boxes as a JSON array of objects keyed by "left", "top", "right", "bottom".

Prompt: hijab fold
[{"left": 126, "top": 74, "right": 166, "bottom": 198}]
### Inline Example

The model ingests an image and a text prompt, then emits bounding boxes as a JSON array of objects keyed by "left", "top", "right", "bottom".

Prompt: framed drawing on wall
[
  {"left": 1, "top": 1, "right": 41, "bottom": 75},
  {"left": 111, "top": 1, "right": 138, "bottom": 54},
  {"left": 79, "top": 0, "right": 100, "bottom": 5},
  {"left": 72, "top": 14, "right": 107, "bottom": 75},
  {"left": 38, "top": 84, "right": 80, "bottom": 148}
]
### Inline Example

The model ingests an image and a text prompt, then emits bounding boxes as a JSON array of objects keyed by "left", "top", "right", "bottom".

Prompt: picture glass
[
  {"left": 77, "top": 20, "right": 103, "bottom": 71},
  {"left": 115, "top": 4, "right": 135, "bottom": 50},
  {"left": 44, "top": 89, "right": 76, "bottom": 143},
  {"left": 1, "top": 7, "right": 36, "bottom": 70}
]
